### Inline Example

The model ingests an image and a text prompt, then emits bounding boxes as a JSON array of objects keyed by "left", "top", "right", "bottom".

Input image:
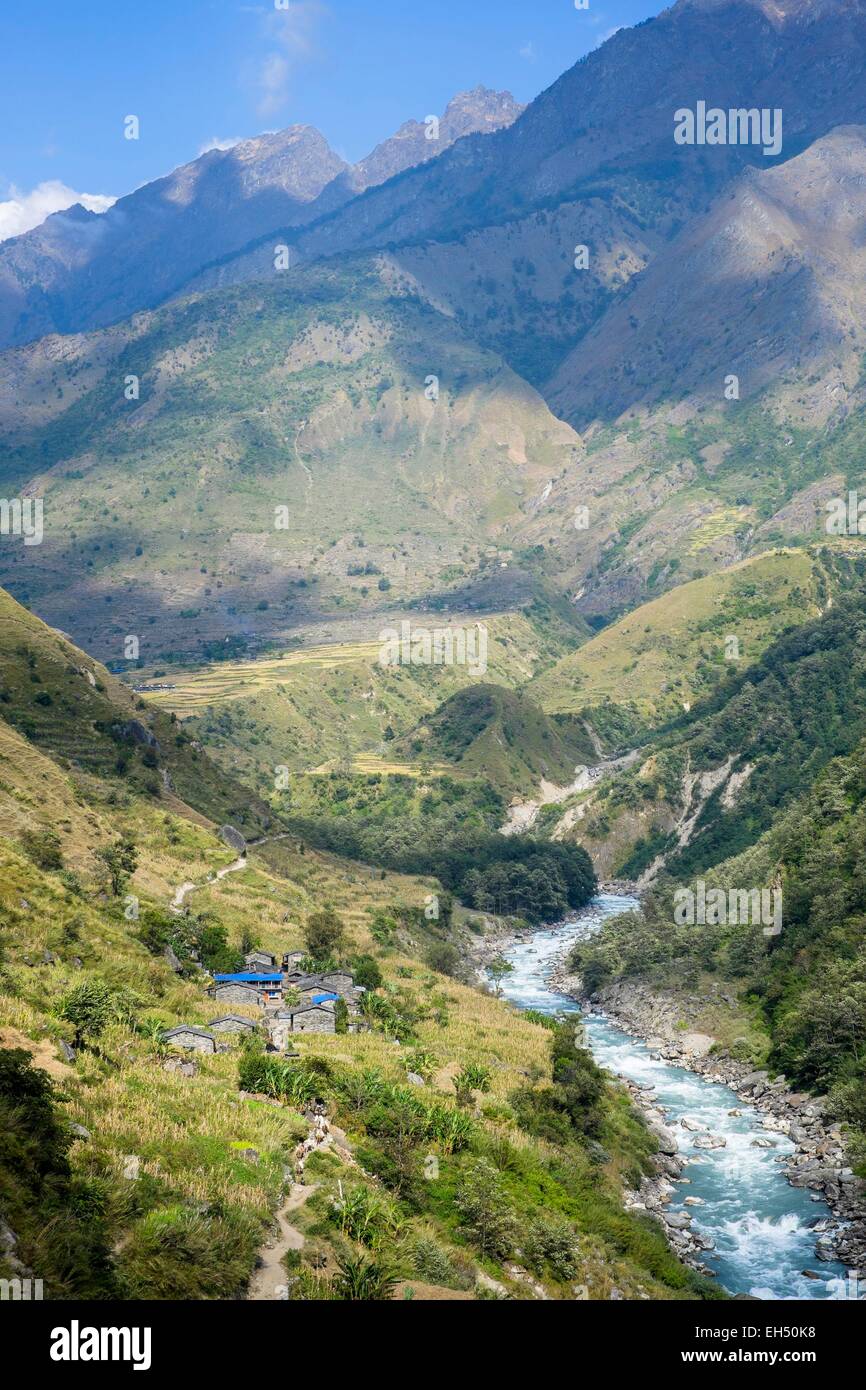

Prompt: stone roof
[
  {"left": 296, "top": 972, "right": 353, "bottom": 989},
  {"left": 162, "top": 1025, "right": 215, "bottom": 1040},
  {"left": 207, "top": 1014, "right": 258, "bottom": 1028},
  {"left": 276, "top": 1002, "right": 336, "bottom": 1018}
]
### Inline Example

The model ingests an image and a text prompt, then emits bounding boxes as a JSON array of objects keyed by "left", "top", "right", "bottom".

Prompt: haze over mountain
[
  {"left": 4, "top": 0, "right": 866, "bottom": 652},
  {"left": 0, "top": 87, "right": 522, "bottom": 350}
]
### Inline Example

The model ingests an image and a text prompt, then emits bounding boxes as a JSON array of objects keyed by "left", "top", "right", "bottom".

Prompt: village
[{"left": 161, "top": 947, "right": 367, "bottom": 1057}]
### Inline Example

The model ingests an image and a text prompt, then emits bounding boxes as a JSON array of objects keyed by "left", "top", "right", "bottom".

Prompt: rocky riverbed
[{"left": 553, "top": 973, "right": 866, "bottom": 1275}]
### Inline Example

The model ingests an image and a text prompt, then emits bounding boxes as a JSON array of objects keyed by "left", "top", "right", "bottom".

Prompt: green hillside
[
  {"left": 396, "top": 684, "right": 595, "bottom": 797},
  {"left": 542, "top": 565, "right": 866, "bottom": 882},
  {"left": 0, "top": 587, "right": 273, "bottom": 839},
  {"left": 138, "top": 608, "right": 580, "bottom": 789},
  {"left": 530, "top": 548, "right": 833, "bottom": 727}
]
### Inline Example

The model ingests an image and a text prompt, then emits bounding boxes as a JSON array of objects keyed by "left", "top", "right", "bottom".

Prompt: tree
[
  {"left": 95, "top": 836, "right": 138, "bottom": 895},
  {"left": 196, "top": 919, "right": 241, "bottom": 974},
  {"left": 57, "top": 980, "right": 115, "bottom": 1049},
  {"left": 488, "top": 955, "right": 514, "bottom": 997},
  {"left": 304, "top": 908, "right": 346, "bottom": 963},
  {"left": 351, "top": 954, "right": 383, "bottom": 990}
]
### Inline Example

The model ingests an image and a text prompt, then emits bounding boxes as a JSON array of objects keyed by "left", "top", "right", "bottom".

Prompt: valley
[{"left": 2, "top": 0, "right": 866, "bottom": 1320}]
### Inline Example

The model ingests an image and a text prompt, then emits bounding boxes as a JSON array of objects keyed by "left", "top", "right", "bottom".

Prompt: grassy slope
[
  {"left": 395, "top": 684, "right": 595, "bottom": 797},
  {"left": 0, "top": 586, "right": 274, "bottom": 839},
  {"left": 529, "top": 548, "right": 830, "bottom": 725}
]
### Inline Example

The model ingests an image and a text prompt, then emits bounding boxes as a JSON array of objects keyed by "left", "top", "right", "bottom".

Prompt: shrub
[
  {"left": 20, "top": 827, "right": 63, "bottom": 871},
  {"left": 524, "top": 1214, "right": 581, "bottom": 1281},
  {"left": 411, "top": 1233, "right": 473, "bottom": 1290},
  {"left": 453, "top": 1158, "right": 517, "bottom": 1260},
  {"left": 332, "top": 1251, "right": 398, "bottom": 1300}
]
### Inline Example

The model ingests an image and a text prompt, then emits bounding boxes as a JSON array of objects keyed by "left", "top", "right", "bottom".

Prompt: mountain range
[
  {"left": 0, "top": 86, "right": 522, "bottom": 348},
  {"left": 3, "top": 0, "right": 866, "bottom": 659}
]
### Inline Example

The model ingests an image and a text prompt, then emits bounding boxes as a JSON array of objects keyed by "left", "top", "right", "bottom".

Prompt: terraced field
[
  {"left": 134, "top": 610, "right": 576, "bottom": 788},
  {"left": 142, "top": 641, "right": 385, "bottom": 718}
]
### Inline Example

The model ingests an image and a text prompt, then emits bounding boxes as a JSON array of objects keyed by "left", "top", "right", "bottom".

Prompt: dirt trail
[
  {"left": 248, "top": 1183, "right": 318, "bottom": 1301},
  {"left": 168, "top": 831, "right": 296, "bottom": 914}
]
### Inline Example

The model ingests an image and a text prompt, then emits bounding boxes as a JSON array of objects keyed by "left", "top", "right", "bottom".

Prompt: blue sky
[{"left": 0, "top": 0, "right": 665, "bottom": 235}]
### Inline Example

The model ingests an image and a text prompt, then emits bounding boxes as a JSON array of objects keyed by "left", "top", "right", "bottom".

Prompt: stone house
[
  {"left": 295, "top": 972, "right": 355, "bottom": 1003},
  {"left": 319, "top": 970, "right": 354, "bottom": 994},
  {"left": 282, "top": 950, "right": 306, "bottom": 970},
  {"left": 208, "top": 1015, "right": 259, "bottom": 1035},
  {"left": 270, "top": 1002, "right": 336, "bottom": 1040},
  {"left": 290, "top": 1004, "right": 337, "bottom": 1034},
  {"left": 211, "top": 981, "right": 263, "bottom": 1008},
  {"left": 244, "top": 949, "right": 277, "bottom": 971},
  {"left": 162, "top": 1025, "right": 216, "bottom": 1054},
  {"left": 212, "top": 972, "right": 283, "bottom": 1004}
]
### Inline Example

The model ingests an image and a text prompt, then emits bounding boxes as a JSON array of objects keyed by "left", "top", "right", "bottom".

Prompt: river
[{"left": 494, "top": 893, "right": 851, "bottom": 1300}]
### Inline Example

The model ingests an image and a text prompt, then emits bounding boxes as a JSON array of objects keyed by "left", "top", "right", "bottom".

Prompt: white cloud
[
  {"left": 198, "top": 136, "right": 244, "bottom": 155},
  {"left": 519, "top": 41, "right": 537, "bottom": 62},
  {"left": 0, "top": 181, "right": 116, "bottom": 243},
  {"left": 252, "top": 1, "right": 326, "bottom": 118}
]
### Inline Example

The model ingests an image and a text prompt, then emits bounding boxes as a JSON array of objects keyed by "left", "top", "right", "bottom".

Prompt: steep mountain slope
[
  {"left": 271, "top": 87, "right": 524, "bottom": 225},
  {"left": 0, "top": 257, "right": 582, "bottom": 659},
  {"left": 196, "top": 0, "right": 866, "bottom": 390},
  {"left": 548, "top": 125, "right": 866, "bottom": 429},
  {"left": 8, "top": 2, "right": 866, "bottom": 662},
  {"left": 293, "top": 0, "right": 866, "bottom": 258},
  {"left": 555, "top": 575, "right": 866, "bottom": 880},
  {"left": 0, "top": 89, "right": 521, "bottom": 349},
  {"left": 0, "top": 586, "right": 273, "bottom": 838},
  {"left": 0, "top": 126, "right": 346, "bottom": 348},
  {"left": 10, "top": 0, "right": 866, "bottom": 383}
]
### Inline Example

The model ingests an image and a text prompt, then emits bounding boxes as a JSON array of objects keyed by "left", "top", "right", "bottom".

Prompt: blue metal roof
[
  {"left": 312, "top": 992, "right": 338, "bottom": 1004},
  {"left": 214, "top": 972, "right": 283, "bottom": 983}
]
